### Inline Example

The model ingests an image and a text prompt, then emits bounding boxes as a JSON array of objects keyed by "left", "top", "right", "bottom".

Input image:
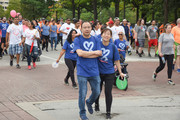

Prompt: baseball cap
[
  {"left": 114, "top": 17, "right": 119, "bottom": 20},
  {"left": 108, "top": 20, "right": 114, "bottom": 24},
  {"left": 123, "top": 19, "right": 127, "bottom": 22}
]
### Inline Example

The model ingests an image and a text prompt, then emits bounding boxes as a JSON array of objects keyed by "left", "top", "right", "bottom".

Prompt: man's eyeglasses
[{"left": 118, "top": 34, "right": 123, "bottom": 35}]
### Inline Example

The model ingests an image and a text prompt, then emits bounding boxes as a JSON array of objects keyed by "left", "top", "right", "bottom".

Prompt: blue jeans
[
  {"left": 51, "top": 37, "right": 57, "bottom": 49},
  {"left": 77, "top": 75, "right": 101, "bottom": 117},
  {"left": 25, "top": 44, "right": 38, "bottom": 66}
]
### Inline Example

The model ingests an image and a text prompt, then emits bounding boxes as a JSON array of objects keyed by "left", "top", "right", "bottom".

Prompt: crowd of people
[{"left": 0, "top": 14, "right": 180, "bottom": 120}]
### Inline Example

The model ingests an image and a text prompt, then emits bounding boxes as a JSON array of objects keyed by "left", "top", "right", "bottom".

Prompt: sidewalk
[{"left": 0, "top": 47, "right": 179, "bottom": 120}]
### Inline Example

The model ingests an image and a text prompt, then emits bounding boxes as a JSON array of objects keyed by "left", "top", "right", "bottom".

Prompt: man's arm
[{"left": 76, "top": 49, "right": 102, "bottom": 58}]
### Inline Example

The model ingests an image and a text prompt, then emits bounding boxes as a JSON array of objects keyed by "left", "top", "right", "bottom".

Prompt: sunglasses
[{"left": 118, "top": 34, "right": 123, "bottom": 35}]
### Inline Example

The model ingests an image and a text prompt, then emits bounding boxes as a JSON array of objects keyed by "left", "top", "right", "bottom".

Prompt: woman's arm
[
  {"left": 158, "top": 42, "right": 163, "bottom": 57},
  {"left": 56, "top": 49, "right": 66, "bottom": 63},
  {"left": 114, "top": 60, "right": 125, "bottom": 79}
]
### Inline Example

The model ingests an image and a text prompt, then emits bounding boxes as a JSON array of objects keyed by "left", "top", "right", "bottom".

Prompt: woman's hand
[
  {"left": 56, "top": 59, "right": 59, "bottom": 63},
  {"left": 120, "top": 73, "right": 125, "bottom": 79},
  {"left": 159, "top": 52, "right": 163, "bottom": 57}
]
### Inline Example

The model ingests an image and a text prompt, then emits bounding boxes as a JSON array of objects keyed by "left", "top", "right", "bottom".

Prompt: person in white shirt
[
  {"left": 90, "top": 21, "right": 101, "bottom": 37},
  {"left": 60, "top": 18, "right": 74, "bottom": 45},
  {"left": 21, "top": 21, "right": 40, "bottom": 70},
  {"left": 6, "top": 16, "right": 23, "bottom": 69},
  {"left": 111, "top": 17, "right": 125, "bottom": 41},
  {"left": 73, "top": 19, "right": 81, "bottom": 35}
]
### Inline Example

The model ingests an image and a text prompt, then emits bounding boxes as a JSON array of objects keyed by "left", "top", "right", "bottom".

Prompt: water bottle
[{"left": 161, "top": 57, "right": 165, "bottom": 64}]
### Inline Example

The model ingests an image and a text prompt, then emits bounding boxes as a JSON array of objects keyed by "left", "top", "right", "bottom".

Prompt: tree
[
  {"left": 0, "top": 5, "right": 5, "bottom": 18},
  {"left": 5, "top": 0, "right": 22, "bottom": 18},
  {"left": 20, "top": 0, "right": 55, "bottom": 20},
  {"left": 163, "top": 0, "right": 168, "bottom": 24}
]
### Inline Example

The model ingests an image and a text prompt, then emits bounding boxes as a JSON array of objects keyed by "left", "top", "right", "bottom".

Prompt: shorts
[
  {"left": 177, "top": 45, "right": 180, "bottom": 55},
  {"left": 135, "top": 41, "right": 139, "bottom": 47},
  {"left": 1, "top": 37, "right": 6, "bottom": 43},
  {"left": 148, "top": 39, "right": 158, "bottom": 47},
  {"left": 137, "top": 39, "right": 145, "bottom": 47},
  {"left": 9, "top": 44, "right": 23, "bottom": 55}
]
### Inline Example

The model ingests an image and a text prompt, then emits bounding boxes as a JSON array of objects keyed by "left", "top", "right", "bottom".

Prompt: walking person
[
  {"left": 111, "top": 17, "right": 125, "bottom": 41},
  {"left": 56, "top": 29, "right": 78, "bottom": 88},
  {"left": 146, "top": 20, "right": 158, "bottom": 57},
  {"left": 135, "top": 19, "right": 147, "bottom": 57},
  {"left": 60, "top": 18, "right": 74, "bottom": 46},
  {"left": 152, "top": 24, "right": 175, "bottom": 85},
  {"left": 122, "top": 19, "right": 132, "bottom": 55},
  {"left": 171, "top": 18, "right": 180, "bottom": 72},
  {"left": 94, "top": 28, "right": 124, "bottom": 119},
  {"left": 0, "top": 17, "right": 9, "bottom": 56},
  {"left": 128, "top": 22, "right": 135, "bottom": 50},
  {"left": 41, "top": 21, "right": 50, "bottom": 52},
  {"left": 50, "top": 20, "right": 58, "bottom": 51},
  {"left": 91, "top": 21, "right": 101, "bottom": 37},
  {"left": 21, "top": 21, "right": 40, "bottom": 70},
  {"left": 6, "top": 16, "right": 23, "bottom": 68},
  {"left": 73, "top": 21, "right": 102, "bottom": 120}
]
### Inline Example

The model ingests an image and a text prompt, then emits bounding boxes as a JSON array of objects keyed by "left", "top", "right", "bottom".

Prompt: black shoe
[
  {"left": 16, "top": 64, "right": 21, "bottom": 69},
  {"left": 136, "top": 50, "right": 139, "bottom": 54},
  {"left": 10, "top": 59, "right": 13, "bottom": 66},
  {"left": 155, "top": 54, "right": 158, "bottom": 57},
  {"left": 54, "top": 48, "right": 58, "bottom": 51},
  {"left": 95, "top": 104, "right": 100, "bottom": 112},
  {"left": 106, "top": 112, "right": 111, "bottom": 119},
  {"left": 138, "top": 53, "right": 142, "bottom": 57},
  {"left": 72, "top": 83, "right": 78, "bottom": 89},
  {"left": 46, "top": 49, "right": 48, "bottom": 52},
  {"left": 4, "top": 49, "right": 8, "bottom": 55},
  {"left": 64, "top": 79, "right": 69, "bottom": 86},
  {"left": 152, "top": 72, "right": 157, "bottom": 81},
  {"left": 148, "top": 53, "right": 151, "bottom": 57},
  {"left": 0, "top": 54, "right": 2, "bottom": 59}
]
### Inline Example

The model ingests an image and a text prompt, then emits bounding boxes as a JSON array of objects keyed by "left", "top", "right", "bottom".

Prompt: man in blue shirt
[
  {"left": 122, "top": 19, "right": 132, "bottom": 55},
  {"left": 73, "top": 22, "right": 102, "bottom": 120},
  {"left": 0, "top": 17, "right": 9, "bottom": 56},
  {"left": 50, "top": 20, "right": 58, "bottom": 51}
]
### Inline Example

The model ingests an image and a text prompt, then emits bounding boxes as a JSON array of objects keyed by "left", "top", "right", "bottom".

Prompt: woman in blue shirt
[
  {"left": 56, "top": 29, "right": 78, "bottom": 89},
  {"left": 114, "top": 32, "right": 129, "bottom": 60},
  {"left": 95, "top": 28, "right": 124, "bottom": 119},
  {"left": 42, "top": 21, "right": 50, "bottom": 52}
]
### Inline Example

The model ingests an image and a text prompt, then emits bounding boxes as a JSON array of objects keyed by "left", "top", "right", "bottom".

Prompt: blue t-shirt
[
  {"left": 19, "top": 21, "right": 22, "bottom": 25},
  {"left": 35, "top": 25, "right": 41, "bottom": 31},
  {"left": 63, "top": 40, "right": 77, "bottom": 61},
  {"left": 73, "top": 35, "right": 101, "bottom": 77},
  {"left": 59, "top": 27, "right": 63, "bottom": 36},
  {"left": 122, "top": 24, "right": 129, "bottom": 41},
  {"left": 51, "top": 25, "right": 57, "bottom": 37},
  {"left": 114, "top": 39, "right": 127, "bottom": 58},
  {"left": 130, "top": 26, "right": 133, "bottom": 37},
  {"left": 42, "top": 25, "right": 50, "bottom": 36},
  {"left": 98, "top": 42, "right": 120, "bottom": 74},
  {"left": 0, "top": 23, "right": 9, "bottom": 37}
]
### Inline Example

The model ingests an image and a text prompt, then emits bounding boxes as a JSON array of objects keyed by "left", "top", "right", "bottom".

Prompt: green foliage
[{"left": 0, "top": 5, "right": 5, "bottom": 18}]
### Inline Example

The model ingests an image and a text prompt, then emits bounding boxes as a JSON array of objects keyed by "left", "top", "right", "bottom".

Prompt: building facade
[{"left": 0, "top": 0, "right": 9, "bottom": 11}]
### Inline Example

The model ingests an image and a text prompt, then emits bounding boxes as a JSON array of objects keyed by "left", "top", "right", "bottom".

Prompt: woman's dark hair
[
  {"left": 45, "top": 20, "right": 48, "bottom": 24},
  {"left": 164, "top": 23, "right": 171, "bottom": 33},
  {"left": 31, "top": 21, "right": 35, "bottom": 29},
  {"left": 92, "top": 21, "right": 99, "bottom": 30},
  {"left": 101, "top": 28, "right": 112, "bottom": 36},
  {"left": 67, "top": 29, "right": 77, "bottom": 44},
  {"left": 137, "top": 18, "right": 144, "bottom": 26}
]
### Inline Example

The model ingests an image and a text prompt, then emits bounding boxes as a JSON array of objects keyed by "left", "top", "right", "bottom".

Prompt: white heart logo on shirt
[
  {"left": 70, "top": 43, "right": 74, "bottom": 49},
  {"left": 119, "top": 43, "right": 125, "bottom": 49},
  {"left": 83, "top": 41, "right": 94, "bottom": 51},
  {"left": 101, "top": 48, "right": 110, "bottom": 61}
]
